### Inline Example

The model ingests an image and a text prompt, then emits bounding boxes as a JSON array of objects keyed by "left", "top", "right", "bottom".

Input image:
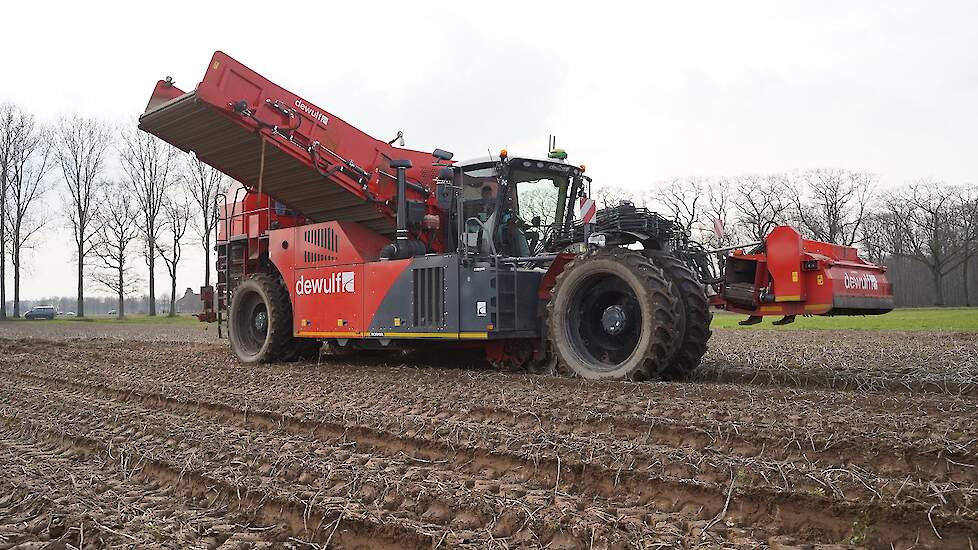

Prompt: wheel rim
[
  {"left": 233, "top": 290, "right": 269, "bottom": 356},
  {"left": 565, "top": 272, "right": 643, "bottom": 371}
]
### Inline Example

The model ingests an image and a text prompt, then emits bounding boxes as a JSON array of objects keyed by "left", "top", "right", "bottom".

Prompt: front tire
[
  {"left": 228, "top": 274, "right": 293, "bottom": 363},
  {"left": 646, "top": 252, "right": 713, "bottom": 379},
  {"left": 547, "top": 249, "right": 679, "bottom": 380}
]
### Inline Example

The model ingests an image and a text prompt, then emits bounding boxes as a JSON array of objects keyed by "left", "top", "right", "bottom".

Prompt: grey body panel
[
  {"left": 367, "top": 255, "right": 542, "bottom": 339},
  {"left": 369, "top": 255, "right": 461, "bottom": 334},
  {"left": 459, "top": 265, "right": 541, "bottom": 336}
]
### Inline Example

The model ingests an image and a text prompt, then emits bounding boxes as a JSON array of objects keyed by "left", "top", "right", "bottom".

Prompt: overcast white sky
[{"left": 1, "top": 1, "right": 976, "bottom": 300}]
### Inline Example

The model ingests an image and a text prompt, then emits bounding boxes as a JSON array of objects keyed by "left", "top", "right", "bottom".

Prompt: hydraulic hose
[{"left": 231, "top": 99, "right": 301, "bottom": 135}]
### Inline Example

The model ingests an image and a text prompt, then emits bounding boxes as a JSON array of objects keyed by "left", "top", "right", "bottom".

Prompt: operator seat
[{"left": 497, "top": 210, "right": 531, "bottom": 257}]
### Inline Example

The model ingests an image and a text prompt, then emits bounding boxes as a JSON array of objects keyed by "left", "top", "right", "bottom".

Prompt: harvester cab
[
  {"left": 451, "top": 152, "right": 583, "bottom": 259},
  {"left": 139, "top": 51, "right": 894, "bottom": 381}
]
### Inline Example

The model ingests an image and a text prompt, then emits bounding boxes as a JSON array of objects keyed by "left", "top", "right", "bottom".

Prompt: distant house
[{"left": 175, "top": 288, "right": 203, "bottom": 314}]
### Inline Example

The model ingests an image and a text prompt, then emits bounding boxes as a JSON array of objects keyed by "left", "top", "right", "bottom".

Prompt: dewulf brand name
[
  {"left": 295, "top": 272, "right": 354, "bottom": 295},
  {"left": 294, "top": 99, "right": 329, "bottom": 126},
  {"left": 843, "top": 272, "right": 879, "bottom": 291}
]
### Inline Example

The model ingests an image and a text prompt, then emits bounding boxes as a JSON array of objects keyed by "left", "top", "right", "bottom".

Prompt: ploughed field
[{"left": 0, "top": 323, "right": 976, "bottom": 549}]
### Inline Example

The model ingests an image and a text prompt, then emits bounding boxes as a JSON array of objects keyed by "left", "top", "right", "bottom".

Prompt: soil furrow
[{"left": 5, "top": 370, "right": 977, "bottom": 548}]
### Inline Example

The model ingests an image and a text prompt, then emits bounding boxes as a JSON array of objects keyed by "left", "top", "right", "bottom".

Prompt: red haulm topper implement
[{"left": 139, "top": 51, "right": 894, "bottom": 380}]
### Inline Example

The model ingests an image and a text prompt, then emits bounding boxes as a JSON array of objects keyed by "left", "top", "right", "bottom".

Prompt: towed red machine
[
  {"left": 714, "top": 226, "right": 893, "bottom": 325},
  {"left": 139, "top": 51, "right": 893, "bottom": 381}
]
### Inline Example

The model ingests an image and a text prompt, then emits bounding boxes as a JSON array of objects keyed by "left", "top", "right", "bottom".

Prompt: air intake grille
[
  {"left": 303, "top": 226, "right": 339, "bottom": 263},
  {"left": 412, "top": 267, "right": 445, "bottom": 327}
]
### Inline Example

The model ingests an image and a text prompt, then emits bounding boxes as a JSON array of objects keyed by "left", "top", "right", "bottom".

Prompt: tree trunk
[
  {"left": 117, "top": 267, "right": 125, "bottom": 320},
  {"left": 169, "top": 274, "right": 177, "bottom": 317},
  {"left": 932, "top": 268, "right": 945, "bottom": 307},
  {"left": 12, "top": 248, "right": 19, "bottom": 318},
  {"left": 148, "top": 248, "right": 156, "bottom": 316},
  {"left": 964, "top": 243, "right": 972, "bottom": 307},
  {"left": 77, "top": 243, "right": 85, "bottom": 317}
]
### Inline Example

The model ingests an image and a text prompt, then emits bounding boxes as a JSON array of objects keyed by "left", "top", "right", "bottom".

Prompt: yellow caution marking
[
  {"left": 296, "top": 331, "right": 489, "bottom": 340},
  {"left": 297, "top": 331, "right": 364, "bottom": 338},
  {"left": 383, "top": 332, "right": 489, "bottom": 340}
]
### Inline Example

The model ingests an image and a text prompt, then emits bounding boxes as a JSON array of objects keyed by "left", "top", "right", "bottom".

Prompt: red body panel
[
  {"left": 145, "top": 79, "right": 184, "bottom": 111},
  {"left": 268, "top": 221, "right": 408, "bottom": 336}
]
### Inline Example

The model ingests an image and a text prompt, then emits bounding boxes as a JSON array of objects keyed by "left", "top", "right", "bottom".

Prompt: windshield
[
  {"left": 509, "top": 170, "right": 566, "bottom": 226},
  {"left": 461, "top": 163, "right": 499, "bottom": 222}
]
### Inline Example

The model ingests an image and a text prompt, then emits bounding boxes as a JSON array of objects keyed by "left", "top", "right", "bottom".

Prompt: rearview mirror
[
  {"left": 531, "top": 215, "right": 541, "bottom": 227},
  {"left": 432, "top": 148, "right": 454, "bottom": 161}
]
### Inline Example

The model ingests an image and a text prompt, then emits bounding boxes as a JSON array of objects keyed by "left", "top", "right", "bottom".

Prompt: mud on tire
[
  {"left": 646, "top": 252, "right": 713, "bottom": 379},
  {"left": 547, "top": 249, "right": 679, "bottom": 380},
  {"left": 228, "top": 274, "right": 293, "bottom": 363}
]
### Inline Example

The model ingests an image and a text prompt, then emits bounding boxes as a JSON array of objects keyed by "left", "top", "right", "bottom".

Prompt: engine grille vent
[
  {"left": 412, "top": 267, "right": 445, "bottom": 327},
  {"left": 303, "top": 226, "right": 339, "bottom": 263}
]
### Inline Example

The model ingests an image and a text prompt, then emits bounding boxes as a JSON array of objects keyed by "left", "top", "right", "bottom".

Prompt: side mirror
[
  {"left": 432, "top": 148, "right": 454, "bottom": 161},
  {"left": 531, "top": 215, "right": 541, "bottom": 227}
]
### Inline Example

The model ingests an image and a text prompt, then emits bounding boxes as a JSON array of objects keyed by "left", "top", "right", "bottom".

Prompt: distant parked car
[
  {"left": 107, "top": 310, "right": 117, "bottom": 315},
  {"left": 25, "top": 305, "right": 57, "bottom": 320},
  {"left": 64, "top": 311, "right": 76, "bottom": 316}
]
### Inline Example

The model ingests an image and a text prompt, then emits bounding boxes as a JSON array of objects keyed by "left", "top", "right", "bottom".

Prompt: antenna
[{"left": 487, "top": 147, "right": 495, "bottom": 161}]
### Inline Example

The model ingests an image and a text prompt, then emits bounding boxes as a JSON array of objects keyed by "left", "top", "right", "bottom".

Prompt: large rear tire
[
  {"left": 547, "top": 249, "right": 679, "bottom": 380},
  {"left": 228, "top": 274, "right": 293, "bottom": 363},
  {"left": 646, "top": 252, "right": 713, "bottom": 379}
]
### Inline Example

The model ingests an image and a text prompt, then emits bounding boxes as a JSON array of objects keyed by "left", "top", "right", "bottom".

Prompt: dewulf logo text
[
  {"left": 294, "top": 99, "right": 329, "bottom": 126},
  {"left": 844, "top": 272, "right": 879, "bottom": 291},
  {"left": 295, "top": 272, "right": 354, "bottom": 295}
]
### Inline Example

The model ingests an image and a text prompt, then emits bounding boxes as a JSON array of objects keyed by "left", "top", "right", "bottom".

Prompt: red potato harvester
[{"left": 139, "top": 51, "right": 894, "bottom": 380}]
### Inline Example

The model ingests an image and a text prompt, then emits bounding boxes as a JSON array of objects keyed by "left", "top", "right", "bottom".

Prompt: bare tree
[
  {"left": 92, "top": 183, "right": 141, "bottom": 319},
  {"left": 731, "top": 174, "right": 788, "bottom": 241},
  {"left": 785, "top": 168, "right": 875, "bottom": 246},
  {"left": 56, "top": 115, "right": 112, "bottom": 318},
  {"left": 0, "top": 103, "right": 27, "bottom": 318},
  {"left": 703, "top": 177, "right": 740, "bottom": 247},
  {"left": 592, "top": 184, "right": 633, "bottom": 209},
  {"left": 884, "top": 180, "right": 967, "bottom": 306},
  {"left": 5, "top": 114, "right": 53, "bottom": 316},
  {"left": 954, "top": 184, "right": 978, "bottom": 306},
  {"left": 650, "top": 177, "right": 707, "bottom": 236},
  {"left": 120, "top": 128, "right": 179, "bottom": 316},
  {"left": 156, "top": 195, "right": 190, "bottom": 317},
  {"left": 184, "top": 154, "right": 226, "bottom": 288},
  {"left": 858, "top": 210, "right": 899, "bottom": 265}
]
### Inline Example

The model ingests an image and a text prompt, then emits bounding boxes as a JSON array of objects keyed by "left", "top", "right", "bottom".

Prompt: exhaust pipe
[
  {"left": 380, "top": 159, "right": 426, "bottom": 259},
  {"left": 391, "top": 159, "right": 412, "bottom": 240}
]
